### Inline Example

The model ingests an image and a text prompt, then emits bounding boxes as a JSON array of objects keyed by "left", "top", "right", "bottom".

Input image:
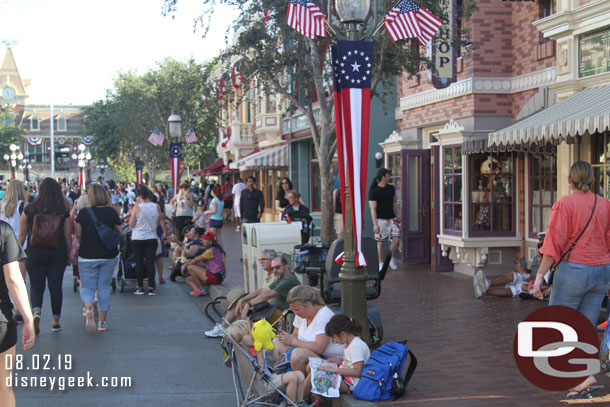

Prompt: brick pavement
[{"left": 216, "top": 223, "right": 610, "bottom": 407}]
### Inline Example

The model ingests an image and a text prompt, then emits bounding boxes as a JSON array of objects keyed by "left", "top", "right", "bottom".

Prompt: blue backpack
[{"left": 353, "top": 341, "right": 417, "bottom": 401}]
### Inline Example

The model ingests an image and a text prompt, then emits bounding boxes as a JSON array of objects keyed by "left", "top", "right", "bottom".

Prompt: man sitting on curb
[{"left": 205, "top": 255, "right": 300, "bottom": 338}]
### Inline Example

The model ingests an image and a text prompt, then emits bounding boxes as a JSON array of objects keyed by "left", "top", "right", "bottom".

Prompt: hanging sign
[{"left": 429, "top": 0, "right": 456, "bottom": 89}]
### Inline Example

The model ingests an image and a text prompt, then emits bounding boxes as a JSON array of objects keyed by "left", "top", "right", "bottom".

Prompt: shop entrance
[{"left": 401, "top": 149, "right": 431, "bottom": 264}]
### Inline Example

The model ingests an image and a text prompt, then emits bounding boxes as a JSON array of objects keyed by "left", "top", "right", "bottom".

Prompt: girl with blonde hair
[{"left": 0, "top": 180, "right": 27, "bottom": 239}]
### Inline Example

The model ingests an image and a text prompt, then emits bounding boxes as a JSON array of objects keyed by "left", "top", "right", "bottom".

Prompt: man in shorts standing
[
  {"left": 231, "top": 177, "right": 248, "bottom": 231},
  {"left": 368, "top": 168, "right": 401, "bottom": 270}
]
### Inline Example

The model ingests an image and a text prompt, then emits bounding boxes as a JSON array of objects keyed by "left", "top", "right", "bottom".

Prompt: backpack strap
[{"left": 402, "top": 350, "right": 418, "bottom": 389}]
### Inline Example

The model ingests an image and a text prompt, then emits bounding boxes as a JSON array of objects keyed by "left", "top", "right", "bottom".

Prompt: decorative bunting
[
  {"left": 81, "top": 136, "right": 93, "bottom": 146},
  {"left": 26, "top": 137, "right": 43, "bottom": 146},
  {"left": 221, "top": 127, "right": 232, "bottom": 148},
  {"left": 135, "top": 161, "right": 143, "bottom": 187}
]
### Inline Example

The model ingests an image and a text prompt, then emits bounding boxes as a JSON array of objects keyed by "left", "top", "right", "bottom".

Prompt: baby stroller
[
  {"left": 205, "top": 298, "right": 299, "bottom": 407},
  {"left": 117, "top": 228, "right": 139, "bottom": 293}
]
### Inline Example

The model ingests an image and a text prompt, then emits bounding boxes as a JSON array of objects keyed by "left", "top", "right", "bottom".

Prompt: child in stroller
[{"left": 226, "top": 320, "right": 309, "bottom": 407}]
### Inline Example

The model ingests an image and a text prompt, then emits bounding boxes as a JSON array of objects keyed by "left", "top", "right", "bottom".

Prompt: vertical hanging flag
[
  {"left": 286, "top": 0, "right": 326, "bottom": 39},
  {"left": 169, "top": 142, "right": 182, "bottom": 195},
  {"left": 384, "top": 0, "right": 442, "bottom": 45},
  {"left": 185, "top": 127, "right": 198, "bottom": 144},
  {"left": 231, "top": 63, "right": 244, "bottom": 89},
  {"left": 221, "top": 127, "right": 231, "bottom": 148},
  {"left": 148, "top": 128, "right": 165, "bottom": 146},
  {"left": 332, "top": 40, "right": 373, "bottom": 268},
  {"left": 135, "top": 161, "right": 143, "bottom": 187}
]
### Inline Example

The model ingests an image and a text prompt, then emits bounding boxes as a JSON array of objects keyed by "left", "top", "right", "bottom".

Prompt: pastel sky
[{"left": 0, "top": 0, "right": 236, "bottom": 105}]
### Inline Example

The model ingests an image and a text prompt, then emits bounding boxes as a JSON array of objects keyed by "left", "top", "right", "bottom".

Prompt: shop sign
[
  {"left": 579, "top": 27, "right": 610, "bottom": 78},
  {"left": 429, "top": 0, "right": 456, "bottom": 89}
]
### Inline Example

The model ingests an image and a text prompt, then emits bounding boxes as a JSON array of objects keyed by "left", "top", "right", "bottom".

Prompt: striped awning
[
  {"left": 489, "top": 84, "right": 610, "bottom": 148},
  {"left": 229, "top": 144, "right": 289, "bottom": 171}
]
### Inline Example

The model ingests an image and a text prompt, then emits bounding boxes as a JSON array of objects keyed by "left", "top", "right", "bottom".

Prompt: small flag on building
[
  {"left": 185, "top": 127, "right": 198, "bottom": 144},
  {"left": 384, "top": 0, "right": 442, "bottom": 45},
  {"left": 231, "top": 64, "right": 244, "bottom": 89},
  {"left": 148, "top": 128, "right": 165, "bottom": 146},
  {"left": 221, "top": 127, "right": 231, "bottom": 148},
  {"left": 286, "top": 0, "right": 326, "bottom": 39}
]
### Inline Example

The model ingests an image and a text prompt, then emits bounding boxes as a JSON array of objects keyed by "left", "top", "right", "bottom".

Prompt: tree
[
  {"left": 0, "top": 107, "right": 24, "bottom": 170},
  {"left": 84, "top": 58, "right": 220, "bottom": 185},
  {"left": 163, "top": 0, "right": 475, "bottom": 244}
]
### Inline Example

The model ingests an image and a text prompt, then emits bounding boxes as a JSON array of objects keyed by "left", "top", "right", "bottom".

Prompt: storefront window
[
  {"left": 443, "top": 146, "right": 462, "bottom": 234},
  {"left": 592, "top": 131, "right": 610, "bottom": 199},
  {"left": 470, "top": 152, "right": 514, "bottom": 236},
  {"left": 530, "top": 152, "right": 556, "bottom": 237},
  {"left": 387, "top": 153, "right": 401, "bottom": 204}
]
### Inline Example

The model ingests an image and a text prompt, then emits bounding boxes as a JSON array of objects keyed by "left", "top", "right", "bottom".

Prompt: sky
[{"left": 0, "top": 0, "right": 236, "bottom": 105}]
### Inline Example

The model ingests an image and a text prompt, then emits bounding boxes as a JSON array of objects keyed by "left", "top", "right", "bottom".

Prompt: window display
[
  {"left": 443, "top": 146, "right": 462, "bottom": 233},
  {"left": 470, "top": 152, "right": 514, "bottom": 235},
  {"left": 530, "top": 152, "right": 556, "bottom": 237}
]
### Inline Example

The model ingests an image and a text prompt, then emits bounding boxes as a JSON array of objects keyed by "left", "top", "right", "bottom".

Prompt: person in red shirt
[
  {"left": 533, "top": 161, "right": 610, "bottom": 400},
  {"left": 221, "top": 179, "right": 233, "bottom": 221}
]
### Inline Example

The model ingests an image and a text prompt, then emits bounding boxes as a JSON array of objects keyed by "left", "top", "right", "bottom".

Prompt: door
[{"left": 402, "top": 150, "right": 431, "bottom": 264}]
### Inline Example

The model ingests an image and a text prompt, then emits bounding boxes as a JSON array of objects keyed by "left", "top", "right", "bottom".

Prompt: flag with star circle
[
  {"left": 332, "top": 40, "right": 374, "bottom": 268},
  {"left": 169, "top": 142, "right": 182, "bottom": 195}
]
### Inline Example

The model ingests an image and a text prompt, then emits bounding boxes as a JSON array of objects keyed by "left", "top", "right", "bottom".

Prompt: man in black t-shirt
[{"left": 368, "top": 168, "right": 401, "bottom": 270}]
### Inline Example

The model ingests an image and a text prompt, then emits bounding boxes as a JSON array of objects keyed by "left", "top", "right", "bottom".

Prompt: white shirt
[
  {"left": 342, "top": 337, "right": 370, "bottom": 386},
  {"left": 0, "top": 200, "right": 23, "bottom": 239},
  {"left": 232, "top": 182, "right": 248, "bottom": 203},
  {"left": 131, "top": 202, "right": 159, "bottom": 241},
  {"left": 293, "top": 306, "right": 345, "bottom": 358}
]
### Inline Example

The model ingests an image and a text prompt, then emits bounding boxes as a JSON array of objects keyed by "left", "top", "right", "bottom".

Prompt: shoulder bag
[
  {"left": 548, "top": 194, "right": 597, "bottom": 285},
  {"left": 30, "top": 209, "right": 63, "bottom": 249},
  {"left": 86, "top": 207, "right": 122, "bottom": 251}
]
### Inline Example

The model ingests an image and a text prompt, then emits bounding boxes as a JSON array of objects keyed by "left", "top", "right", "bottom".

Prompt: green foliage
[
  {"left": 0, "top": 108, "right": 24, "bottom": 162},
  {"left": 83, "top": 58, "right": 220, "bottom": 180}
]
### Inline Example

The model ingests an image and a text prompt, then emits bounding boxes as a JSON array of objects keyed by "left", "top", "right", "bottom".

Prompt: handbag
[
  {"left": 86, "top": 207, "right": 122, "bottom": 251},
  {"left": 548, "top": 194, "right": 597, "bottom": 285},
  {"left": 30, "top": 209, "right": 63, "bottom": 248}
]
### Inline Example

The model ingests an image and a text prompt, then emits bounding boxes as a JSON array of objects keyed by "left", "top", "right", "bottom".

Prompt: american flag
[
  {"left": 384, "top": 0, "right": 442, "bottom": 45},
  {"left": 332, "top": 41, "right": 374, "bottom": 268},
  {"left": 286, "top": 0, "right": 326, "bottom": 39},
  {"left": 148, "top": 128, "right": 165, "bottom": 146},
  {"left": 185, "top": 126, "right": 198, "bottom": 144}
]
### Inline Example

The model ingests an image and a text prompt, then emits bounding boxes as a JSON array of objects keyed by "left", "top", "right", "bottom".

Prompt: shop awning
[
  {"left": 489, "top": 84, "right": 610, "bottom": 148},
  {"left": 229, "top": 144, "right": 289, "bottom": 171},
  {"left": 194, "top": 158, "right": 224, "bottom": 176}
]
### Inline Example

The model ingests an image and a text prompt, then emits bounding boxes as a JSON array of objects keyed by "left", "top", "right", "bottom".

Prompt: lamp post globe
[
  {"left": 85, "top": 152, "right": 92, "bottom": 161},
  {"left": 17, "top": 153, "right": 23, "bottom": 161},
  {"left": 9, "top": 144, "right": 17, "bottom": 152},
  {"left": 168, "top": 110, "right": 182, "bottom": 139},
  {"left": 71, "top": 154, "right": 77, "bottom": 160},
  {"left": 335, "top": 0, "right": 370, "bottom": 23},
  {"left": 3, "top": 155, "right": 8, "bottom": 161},
  {"left": 78, "top": 144, "right": 85, "bottom": 152}
]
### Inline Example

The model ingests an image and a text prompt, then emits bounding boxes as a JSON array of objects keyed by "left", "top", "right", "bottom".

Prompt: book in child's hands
[{"left": 309, "top": 357, "right": 340, "bottom": 398}]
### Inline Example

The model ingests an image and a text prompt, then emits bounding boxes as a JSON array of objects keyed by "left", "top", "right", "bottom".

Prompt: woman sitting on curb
[{"left": 185, "top": 231, "right": 225, "bottom": 297}]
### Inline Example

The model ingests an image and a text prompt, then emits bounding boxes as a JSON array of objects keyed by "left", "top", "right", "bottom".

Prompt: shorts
[
  {"left": 224, "top": 200, "right": 233, "bottom": 209},
  {"left": 334, "top": 213, "right": 344, "bottom": 236},
  {"left": 375, "top": 218, "right": 401, "bottom": 242},
  {"left": 210, "top": 219, "right": 223, "bottom": 229},
  {"left": 0, "top": 322, "right": 17, "bottom": 353},
  {"left": 234, "top": 200, "right": 241, "bottom": 218},
  {"left": 505, "top": 272, "right": 529, "bottom": 297},
  {"left": 206, "top": 271, "right": 224, "bottom": 285}
]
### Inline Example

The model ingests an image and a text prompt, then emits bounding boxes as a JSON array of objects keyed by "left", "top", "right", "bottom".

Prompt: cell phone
[{"left": 520, "top": 257, "right": 527, "bottom": 270}]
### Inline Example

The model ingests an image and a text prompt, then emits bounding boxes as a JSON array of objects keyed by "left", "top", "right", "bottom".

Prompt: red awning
[{"left": 194, "top": 158, "right": 224, "bottom": 176}]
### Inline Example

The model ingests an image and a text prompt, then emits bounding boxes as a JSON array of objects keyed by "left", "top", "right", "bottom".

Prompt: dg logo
[{"left": 513, "top": 305, "right": 600, "bottom": 391}]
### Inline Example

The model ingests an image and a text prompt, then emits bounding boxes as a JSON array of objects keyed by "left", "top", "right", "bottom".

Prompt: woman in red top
[{"left": 533, "top": 161, "right": 610, "bottom": 399}]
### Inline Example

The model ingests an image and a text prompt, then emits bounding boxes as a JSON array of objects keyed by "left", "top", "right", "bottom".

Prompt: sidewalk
[{"left": 216, "top": 222, "right": 610, "bottom": 407}]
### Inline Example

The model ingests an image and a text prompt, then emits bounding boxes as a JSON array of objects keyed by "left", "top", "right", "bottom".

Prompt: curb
[{"left": 207, "top": 284, "right": 375, "bottom": 407}]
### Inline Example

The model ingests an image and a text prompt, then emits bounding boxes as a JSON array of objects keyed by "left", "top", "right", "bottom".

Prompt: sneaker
[
  {"left": 190, "top": 288, "right": 208, "bottom": 297},
  {"left": 236, "top": 226, "right": 241, "bottom": 232},
  {"left": 134, "top": 288, "right": 145, "bottom": 295},
  {"left": 97, "top": 321, "right": 108, "bottom": 332},
  {"left": 159, "top": 277, "right": 166, "bottom": 284},
  {"left": 33, "top": 312, "right": 40, "bottom": 336},
  {"left": 52, "top": 323, "right": 61, "bottom": 332},
  {"left": 474, "top": 270, "right": 488, "bottom": 298},
  {"left": 85, "top": 308, "right": 96, "bottom": 332},
  {"left": 389, "top": 257, "right": 398, "bottom": 270},
  {"left": 148, "top": 289, "right": 158, "bottom": 296},
  {"left": 378, "top": 263, "right": 383, "bottom": 272},
  {"left": 205, "top": 324, "right": 225, "bottom": 338}
]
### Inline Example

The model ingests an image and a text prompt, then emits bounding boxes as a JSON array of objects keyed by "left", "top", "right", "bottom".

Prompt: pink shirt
[{"left": 540, "top": 192, "right": 610, "bottom": 266}]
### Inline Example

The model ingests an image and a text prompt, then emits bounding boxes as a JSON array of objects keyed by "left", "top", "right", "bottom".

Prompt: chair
[{"left": 319, "top": 237, "right": 390, "bottom": 304}]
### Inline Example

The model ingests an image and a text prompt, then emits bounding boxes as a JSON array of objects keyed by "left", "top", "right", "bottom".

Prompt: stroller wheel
[
  {"left": 73, "top": 277, "right": 78, "bottom": 292},
  {"left": 111, "top": 277, "right": 116, "bottom": 292}
]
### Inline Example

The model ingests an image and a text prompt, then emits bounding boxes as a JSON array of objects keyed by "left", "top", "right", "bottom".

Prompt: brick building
[{"left": 381, "top": 0, "right": 561, "bottom": 274}]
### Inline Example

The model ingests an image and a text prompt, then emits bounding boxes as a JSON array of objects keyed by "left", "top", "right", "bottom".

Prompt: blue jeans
[
  {"left": 549, "top": 261, "right": 610, "bottom": 326},
  {"left": 27, "top": 259, "right": 67, "bottom": 320},
  {"left": 78, "top": 257, "right": 119, "bottom": 312}
]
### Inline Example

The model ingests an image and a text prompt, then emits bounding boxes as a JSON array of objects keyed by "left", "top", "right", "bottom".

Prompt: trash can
[
  {"left": 241, "top": 222, "right": 286, "bottom": 291},
  {"left": 250, "top": 223, "right": 303, "bottom": 290}
]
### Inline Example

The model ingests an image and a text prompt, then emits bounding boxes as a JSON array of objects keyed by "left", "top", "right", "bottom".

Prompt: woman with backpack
[
  {"left": 75, "top": 184, "right": 123, "bottom": 332},
  {"left": 18, "top": 178, "right": 71, "bottom": 334}
]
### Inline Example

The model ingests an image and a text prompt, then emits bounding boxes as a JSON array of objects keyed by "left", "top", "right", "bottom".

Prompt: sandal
[
  {"left": 85, "top": 307, "right": 96, "bottom": 332},
  {"left": 565, "top": 385, "right": 603, "bottom": 400}
]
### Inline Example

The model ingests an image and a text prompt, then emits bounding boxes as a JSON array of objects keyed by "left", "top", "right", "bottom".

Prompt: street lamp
[
  {"left": 168, "top": 110, "right": 182, "bottom": 139},
  {"left": 375, "top": 151, "right": 384, "bottom": 168},
  {"left": 75, "top": 143, "right": 91, "bottom": 192},
  {"left": 6, "top": 144, "right": 20, "bottom": 180},
  {"left": 331, "top": 0, "right": 371, "bottom": 342}
]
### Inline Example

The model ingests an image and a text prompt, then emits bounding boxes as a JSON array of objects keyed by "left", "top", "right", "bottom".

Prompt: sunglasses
[
  {"left": 259, "top": 258, "right": 269, "bottom": 262},
  {"left": 271, "top": 265, "right": 283, "bottom": 270}
]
